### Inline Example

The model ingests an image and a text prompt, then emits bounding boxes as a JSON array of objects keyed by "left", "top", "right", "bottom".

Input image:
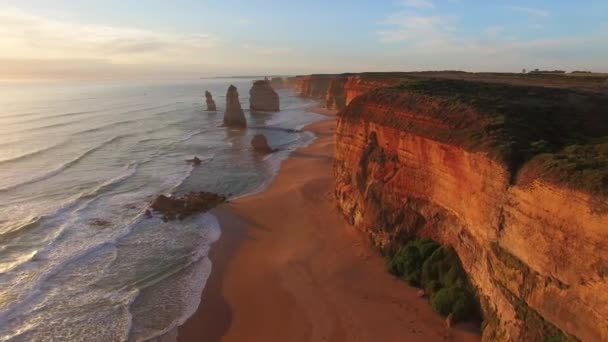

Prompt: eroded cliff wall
[
  {"left": 290, "top": 74, "right": 399, "bottom": 111},
  {"left": 334, "top": 85, "right": 608, "bottom": 341}
]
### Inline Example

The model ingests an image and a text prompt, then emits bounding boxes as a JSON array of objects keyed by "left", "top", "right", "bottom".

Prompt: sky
[{"left": 0, "top": 0, "right": 606, "bottom": 79}]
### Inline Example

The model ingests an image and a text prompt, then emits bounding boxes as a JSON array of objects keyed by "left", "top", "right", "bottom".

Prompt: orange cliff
[
  {"left": 288, "top": 74, "right": 399, "bottom": 111},
  {"left": 332, "top": 80, "right": 608, "bottom": 341}
]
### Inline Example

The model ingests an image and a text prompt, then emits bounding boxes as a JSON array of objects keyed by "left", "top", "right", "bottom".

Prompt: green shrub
[
  {"left": 425, "top": 280, "right": 442, "bottom": 296},
  {"left": 421, "top": 246, "right": 468, "bottom": 289},
  {"left": 431, "top": 287, "right": 477, "bottom": 321},
  {"left": 387, "top": 238, "right": 440, "bottom": 285},
  {"left": 386, "top": 238, "right": 480, "bottom": 322}
]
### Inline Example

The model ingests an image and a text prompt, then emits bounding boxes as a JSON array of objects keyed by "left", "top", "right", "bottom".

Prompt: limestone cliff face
[
  {"left": 223, "top": 85, "right": 246, "bottom": 128},
  {"left": 249, "top": 80, "right": 280, "bottom": 111},
  {"left": 292, "top": 75, "right": 333, "bottom": 99},
  {"left": 343, "top": 75, "right": 398, "bottom": 106},
  {"left": 334, "top": 90, "right": 608, "bottom": 341},
  {"left": 325, "top": 77, "right": 347, "bottom": 111},
  {"left": 291, "top": 74, "right": 399, "bottom": 111}
]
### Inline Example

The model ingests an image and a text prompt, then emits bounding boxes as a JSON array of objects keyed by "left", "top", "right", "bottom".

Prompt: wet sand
[{"left": 178, "top": 117, "right": 480, "bottom": 342}]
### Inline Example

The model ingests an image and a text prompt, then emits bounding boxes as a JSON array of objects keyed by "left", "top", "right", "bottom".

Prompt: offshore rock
[
  {"left": 185, "top": 156, "right": 202, "bottom": 166},
  {"left": 150, "top": 192, "right": 226, "bottom": 221},
  {"left": 251, "top": 134, "right": 276, "bottom": 154},
  {"left": 249, "top": 80, "right": 280, "bottom": 111},
  {"left": 205, "top": 90, "right": 216, "bottom": 111},
  {"left": 223, "top": 85, "right": 247, "bottom": 128}
]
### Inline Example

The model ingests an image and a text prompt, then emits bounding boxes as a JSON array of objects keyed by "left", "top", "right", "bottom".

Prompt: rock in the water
[
  {"left": 150, "top": 192, "right": 226, "bottom": 221},
  {"left": 205, "top": 90, "right": 216, "bottom": 111},
  {"left": 186, "top": 156, "right": 202, "bottom": 166},
  {"left": 224, "top": 85, "right": 247, "bottom": 128},
  {"left": 249, "top": 80, "right": 279, "bottom": 111},
  {"left": 251, "top": 134, "right": 276, "bottom": 153}
]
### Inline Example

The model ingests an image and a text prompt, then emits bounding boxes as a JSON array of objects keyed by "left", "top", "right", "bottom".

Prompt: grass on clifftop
[
  {"left": 399, "top": 79, "right": 608, "bottom": 195},
  {"left": 344, "top": 78, "right": 608, "bottom": 195},
  {"left": 387, "top": 238, "right": 480, "bottom": 322}
]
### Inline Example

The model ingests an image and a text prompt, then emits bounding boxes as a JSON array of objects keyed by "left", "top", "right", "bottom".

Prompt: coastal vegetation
[
  {"left": 342, "top": 78, "right": 608, "bottom": 195},
  {"left": 386, "top": 238, "right": 480, "bottom": 323}
]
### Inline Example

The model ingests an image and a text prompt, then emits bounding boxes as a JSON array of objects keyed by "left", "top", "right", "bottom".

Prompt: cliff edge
[{"left": 333, "top": 78, "right": 608, "bottom": 341}]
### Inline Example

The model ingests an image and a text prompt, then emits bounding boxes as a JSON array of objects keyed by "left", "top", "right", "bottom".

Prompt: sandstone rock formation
[
  {"left": 251, "top": 134, "right": 276, "bottom": 154},
  {"left": 205, "top": 90, "right": 216, "bottom": 111},
  {"left": 292, "top": 75, "right": 334, "bottom": 99},
  {"left": 150, "top": 192, "right": 226, "bottom": 221},
  {"left": 223, "top": 85, "right": 247, "bottom": 128},
  {"left": 333, "top": 80, "right": 608, "bottom": 341},
  {"left": 325, "top": 77, "right": 347, "bottom": 111},
  {"left": 270, "top": 77, "right": 285, "bottom": 89},
  {"left": 291, "top": 74, "right": 398, "bottom": 111},
  {"left": 249, "top": 80, "right": 279, "bottom": 111}
]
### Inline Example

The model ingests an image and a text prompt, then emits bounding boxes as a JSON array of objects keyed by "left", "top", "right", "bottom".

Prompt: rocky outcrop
[
  {"left": 270, "top": 77, "right": 286, "bottom": 89},
  {"left": 224, "top": 85, "right": 247, "bottom": 128},
  {"left": 251, "top": 134, "right": 276, "bottom": 153},
  {"left": 292, "top": 75, "right": 334, "bottom": 99},
  {"left": 290, "top": 74, "right": 400, "bottom": 111},
  {"left": 325, "top": 77, "right": 347, "bottom": 111},
  {"left": 205, "top": 90, "right": 216, "bottom": 111},
  {"left": 250, "top": 80, "right": 280, "bottom": 111},
  {"left": 343, "top": 75, "right": 399, "bottom": 106},
  {"left": 150, "top": 192, "right": 226, "bottom": 221},
  {"left": 334, "top": 81, "right": 608, "bottom": 341},
  {"left": 185, "top": 156, "right": 202, "bottom": 166}
]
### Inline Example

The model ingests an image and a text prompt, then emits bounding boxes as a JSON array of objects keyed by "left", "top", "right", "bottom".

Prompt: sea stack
[
  {"left": 204, "top": 91, "right": 216, "bottom": 111},
  {"left": 251, "top": 134, "right": 276, "bottom": 153},
  {"left": 249, "top": 80, "right": 280, "bottom": 111},
  {"left": 223, "top": 85, "right": 247, "bottom": 128}
]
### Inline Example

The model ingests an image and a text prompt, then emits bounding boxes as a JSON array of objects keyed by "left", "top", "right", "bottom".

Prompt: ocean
[{"left": 0, "top": 78, "right": 323, "bottom": 341}]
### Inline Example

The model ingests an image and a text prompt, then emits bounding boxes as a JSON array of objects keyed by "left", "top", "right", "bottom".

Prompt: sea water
[{"left": 0, "top": 78, "right": 323, "bottom": 341}]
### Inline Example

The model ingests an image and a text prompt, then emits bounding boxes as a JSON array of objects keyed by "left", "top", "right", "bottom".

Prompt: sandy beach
[{"left": 178, "top": 116, "right": 481, "bottom": 342}]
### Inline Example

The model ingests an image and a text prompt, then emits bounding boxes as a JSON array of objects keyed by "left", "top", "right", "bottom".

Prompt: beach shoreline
[{"left": 177, "top": 113, "right": 480, "bottom": 341}]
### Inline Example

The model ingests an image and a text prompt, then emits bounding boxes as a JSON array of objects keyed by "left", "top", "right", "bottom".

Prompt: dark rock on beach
[{"left": 150, "top": 192, "right": 226, "bottom": 221}]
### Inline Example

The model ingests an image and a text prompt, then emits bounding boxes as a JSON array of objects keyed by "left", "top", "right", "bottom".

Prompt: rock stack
[
  {"left": 249, "top": 80, "right": 280, "bottom": 111},
  {"left": 223, "top": 85, "right": 247, "bottom": 128},
  {"left": 251, "top": 134, "right": 276, "bottom": 154},
  {"left": 204, "top": 91, "right": 216, "bottom": 111}
]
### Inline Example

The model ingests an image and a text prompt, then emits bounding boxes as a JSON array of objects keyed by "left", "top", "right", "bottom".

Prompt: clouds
[
  {"left": 505, "top": 6, "right": 550, "bottom": 18},
  {"left": 378, "top": 13, "right": 452, "bottom": 43},
  {"left": 0, "top": 2, "right": 606, "bottom": 78},
  {"left": 0, "top": 6, "right": 217, "bottom": 64},
  {"left": 399, "top": 0, "right": 435, "bottom": 10},
  {"left": 375, "top": 2, "right": 608, "bottom": 72}
]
